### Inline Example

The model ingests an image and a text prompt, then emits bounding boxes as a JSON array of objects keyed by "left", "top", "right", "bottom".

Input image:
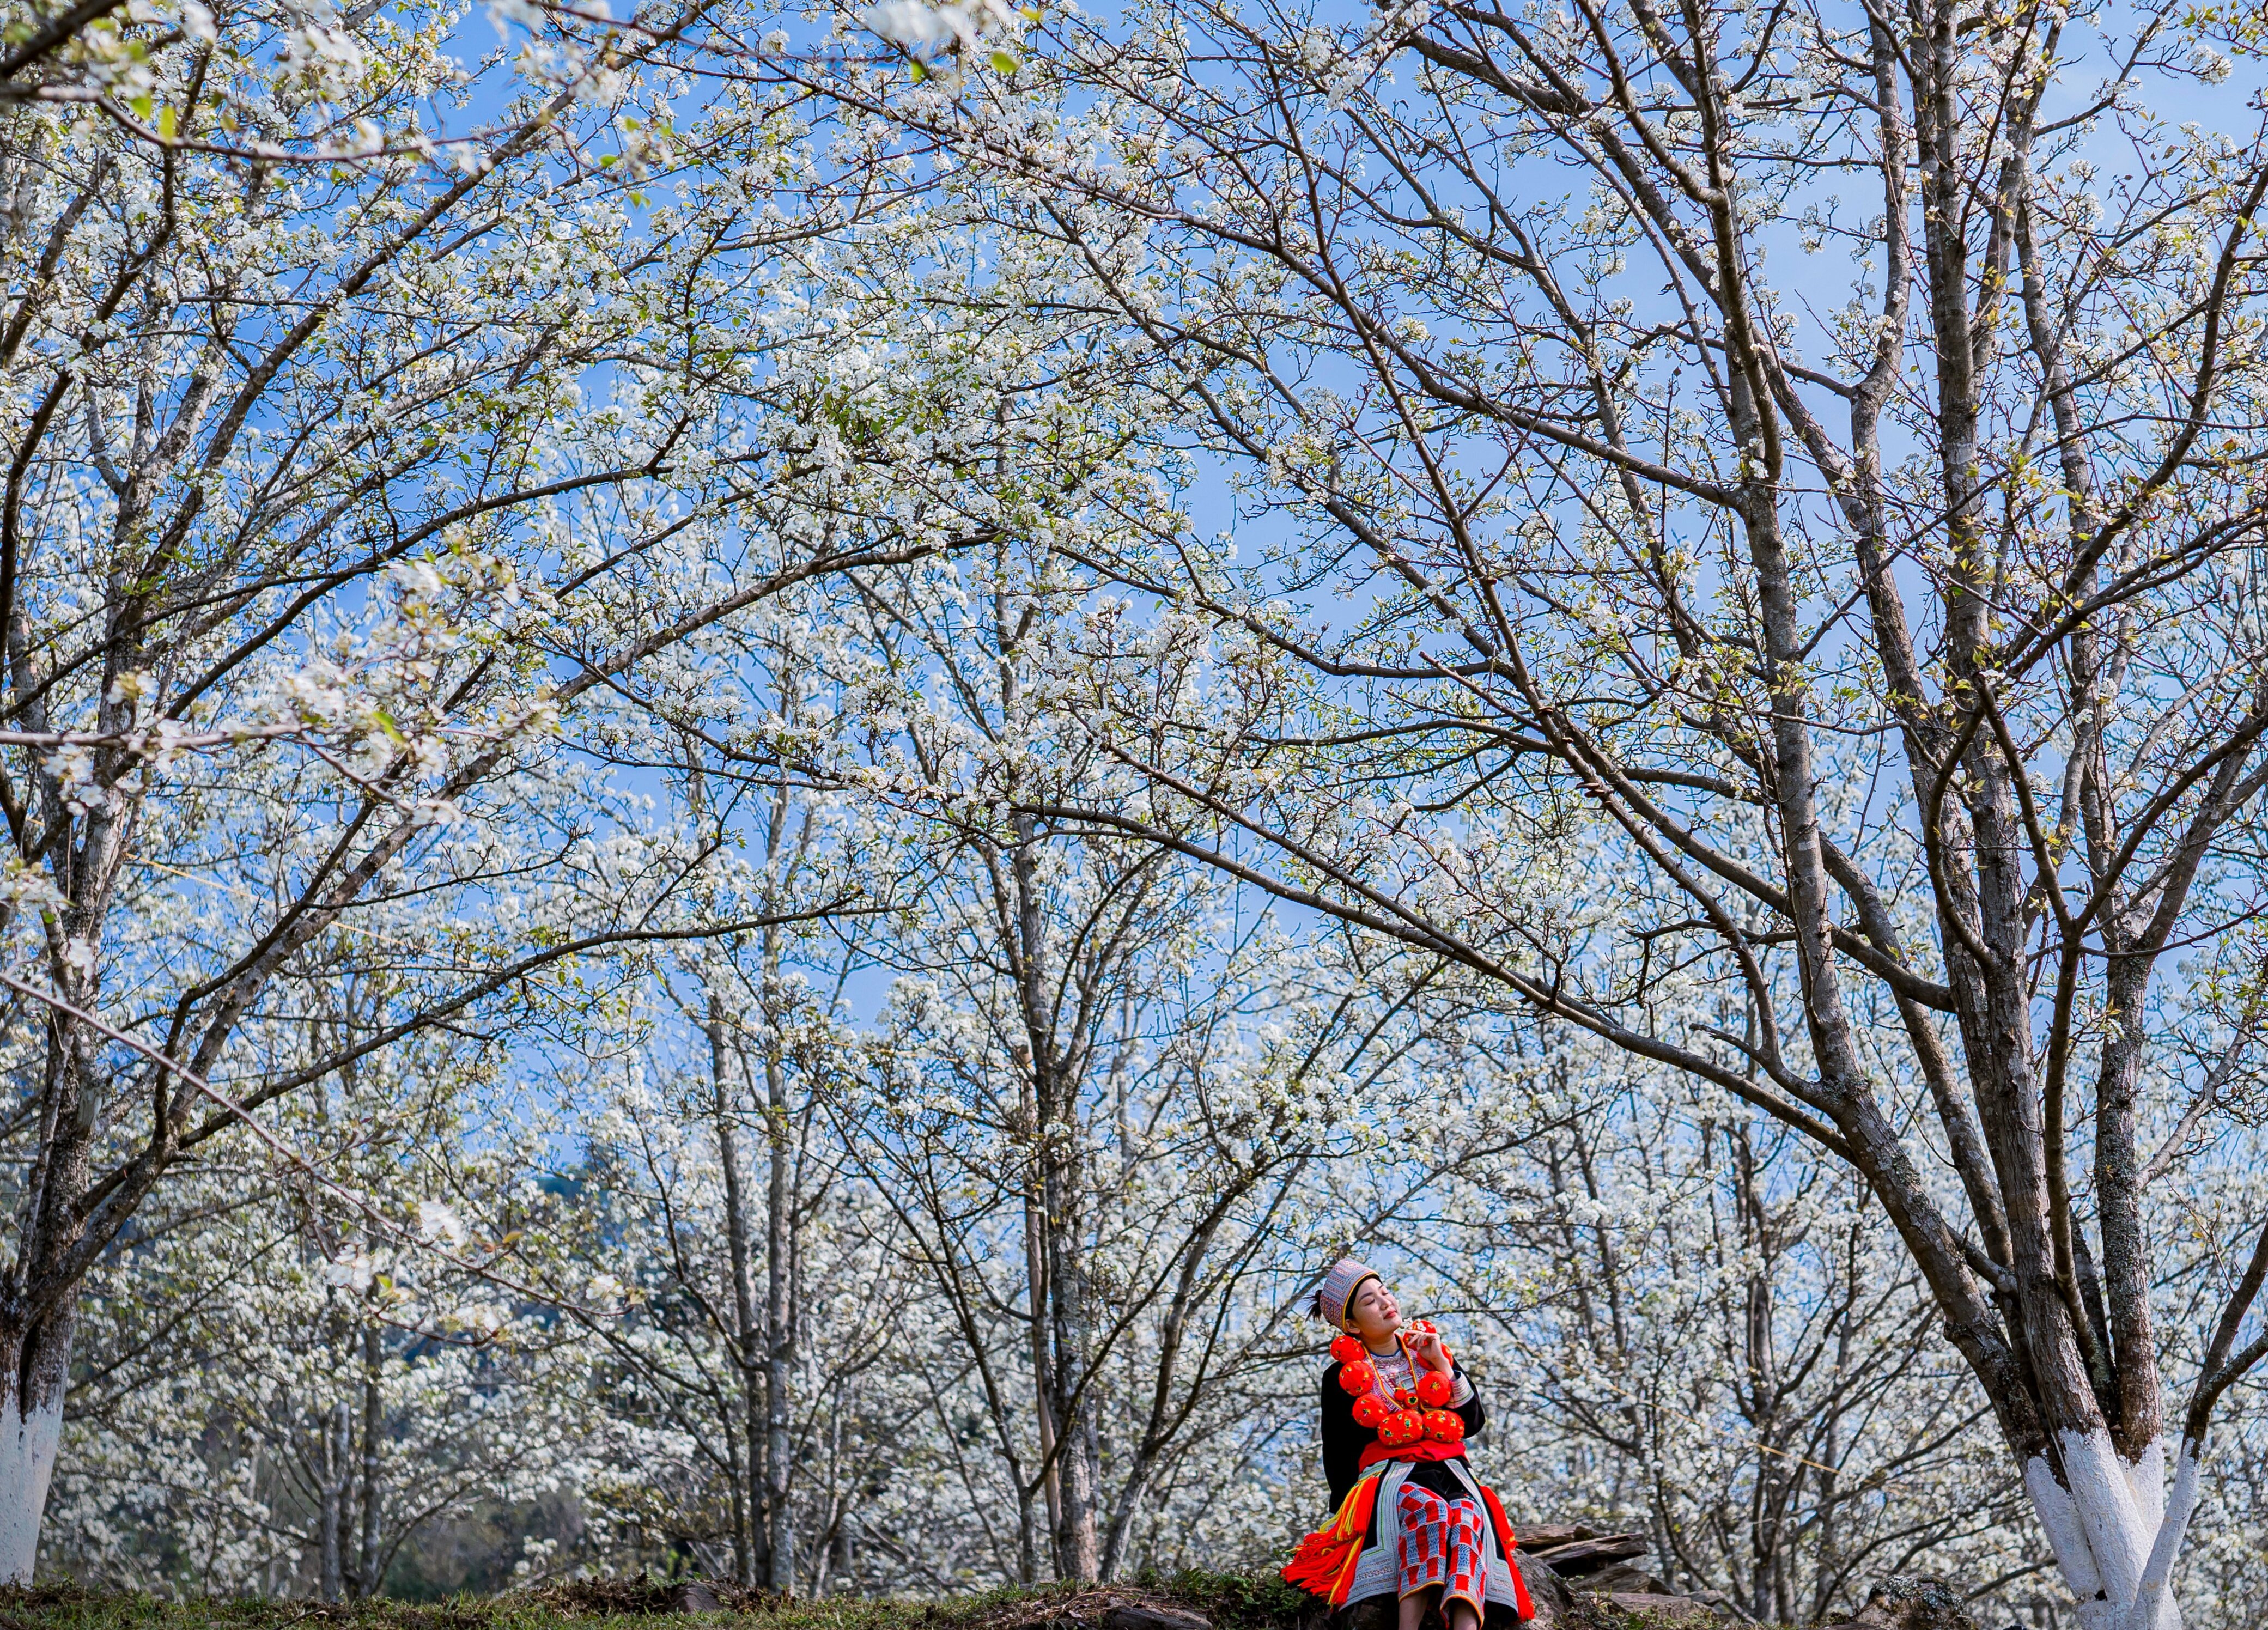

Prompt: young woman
[{"left": 1284, "top": 1258, "right": 1535, "bottom": 1630}]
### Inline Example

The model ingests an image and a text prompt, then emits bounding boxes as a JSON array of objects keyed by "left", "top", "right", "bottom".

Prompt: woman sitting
[{"left": 1284, "top": 1258, "right": 1535, "bottom": 1630}]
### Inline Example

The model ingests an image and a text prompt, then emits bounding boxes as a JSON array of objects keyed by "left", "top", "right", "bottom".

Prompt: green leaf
[
  {"left": 156, "top": 105, "right": 175, "bottom": 140},
  {"left": 370, "top": 708, "right": 406, "bottom": 744},
  {"left": 989, "top": 48, "right": 1018, "bottom": 71},
  {"left": 908, "top": 58, "right": 929, "bottom": 80}
]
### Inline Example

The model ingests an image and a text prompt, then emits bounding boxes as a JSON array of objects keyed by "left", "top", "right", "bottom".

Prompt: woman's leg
[
  {"left": 1394, "top": 1486, "right": 1449, "bottom": 1630},
  {"left": 1439, "top": 1500, "right": 1487, "bottom": 1630}
]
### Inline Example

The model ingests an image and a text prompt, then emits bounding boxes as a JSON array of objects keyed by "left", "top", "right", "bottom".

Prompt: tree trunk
[
  {"left": 713, "top": 1000, "right": 764, "bottom": 1589},
  {"left": 356, "top": 1323, "right": 383, "bottom": 1597},
  {"left": 1004, "top": 810, "right": 1098, "bottom": 1583},
  {"left": 319, "top": 1400, "right": 350, "bottom": 1602},
  {"left": 1, "top": 1011, "right": 100, "bottom": 1584},
  {"left": 1019, "top": 1067, "right": 1065, "bottom": 1564},
  {"left": 2020, "top": 1430, "right": 2180, "bottom": 1630},
  {"left": 764, "top": 1042, "right": 795, "bottom": 1595},
  {"left": 0, "top": 1309, "right": 69, "bottom": 1583},
  {"left": 1044, "top": 1141, "right": 1100, "bottom": 1583},
  {"left": 1015, "top": 1480, "right": 1041, "bottom": 1586}
]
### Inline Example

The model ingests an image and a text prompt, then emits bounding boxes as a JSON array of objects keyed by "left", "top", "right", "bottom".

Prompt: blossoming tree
[{"left": 846, "top": 0, "right": 2268, "bottom": 1621}]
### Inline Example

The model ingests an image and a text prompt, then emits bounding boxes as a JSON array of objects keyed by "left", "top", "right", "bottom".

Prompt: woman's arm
[{"left": 1450, "top": 1361, "right": 1485, "bottom": 1437}]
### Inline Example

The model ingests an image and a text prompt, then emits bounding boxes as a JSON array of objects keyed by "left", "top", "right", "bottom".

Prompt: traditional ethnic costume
[{"left": 1284, "top": 1260, "right": 1536, "bottom": 1627}]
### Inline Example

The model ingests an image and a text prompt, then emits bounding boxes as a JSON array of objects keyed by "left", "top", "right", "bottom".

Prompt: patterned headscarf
[{"left": 1315, "top": 1257, "right": 1382, "bottom": 1330}]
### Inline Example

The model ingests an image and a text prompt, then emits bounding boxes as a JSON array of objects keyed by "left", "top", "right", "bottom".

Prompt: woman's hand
[{"left": 1402, "top": 1326, "right": 1451, "bottom": 1374}]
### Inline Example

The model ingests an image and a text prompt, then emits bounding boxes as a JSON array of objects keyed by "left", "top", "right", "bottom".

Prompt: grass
[
  {"left": 0, "top": 1569, "right": 1317, "bottom": 1630},
  {"left": 0, "top": 1568, "right": 1724, "bottom": 1630}
]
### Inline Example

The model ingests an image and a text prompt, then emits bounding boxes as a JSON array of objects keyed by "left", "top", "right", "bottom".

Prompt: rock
[
  {"left": 665, "top": 1582, "right": 721, "bottom": 1613},
  {"left": 1525, "top": 1535, "right": 1649, "bottom": 1578},
  {"left": 1103, "top": 1605, "right": 1212, "bottom": 1630},
  {"left": 1518, "top": 1555, "right": 1574, "bottom": 1629},
  {"left": 1822, "top": 1576, "right": 1977, "bottom": 1630},
  {"left": 1582, "top": 1565, "right": 1673, "bottom": 1596},
  {"left": 1331, "top": 1598, "right": 1395, "bottom": 1630},
  {"left": 1518, "top": 1523, "right": 1607, "bottom": 1550},
  {"left": 1596, "top": 1592, "right": 1718, "bottom": 1623}
]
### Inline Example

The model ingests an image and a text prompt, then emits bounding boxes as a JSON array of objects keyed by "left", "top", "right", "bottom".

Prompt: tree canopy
[{"left": 5, "top": 0, "right": 2268, "bottom": 1621}]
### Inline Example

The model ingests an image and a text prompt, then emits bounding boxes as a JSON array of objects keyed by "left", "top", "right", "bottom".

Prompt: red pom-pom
[
  {"left": 1416, "top": 1371, "right": 1454, "bottom": 1408},
  {"left": 1378, "top": 1408, "right": 1425, "bottom": 1448},
  {"left": 1352, "top": 1393, "right": 1389, "bottom": 1427},
  {"left": 1338, "top": 1359, "right": 1377, "bottom": 1395},
  {"left": 1330, "top": 1334, "right": 1366, "bottom": 1365},
  {"left": 1422, "top": 1409, "right": 1465, "bottom": 1444}
]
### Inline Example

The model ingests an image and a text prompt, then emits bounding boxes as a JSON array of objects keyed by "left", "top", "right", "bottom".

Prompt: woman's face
[{"left": 1345, "top": 1277, "right": 1402, "bottom": 1345}]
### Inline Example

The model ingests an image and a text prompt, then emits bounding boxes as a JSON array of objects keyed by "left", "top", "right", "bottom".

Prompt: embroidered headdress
[{"left": 1313, "top": 1257, "right": 1381, "bottom": 1329}]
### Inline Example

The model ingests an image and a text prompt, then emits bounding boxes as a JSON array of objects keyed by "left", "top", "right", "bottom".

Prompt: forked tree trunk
[
  {"left": 1044, "top": 1143, "right": 1100, "bottom": 1582},
  {"left": 1005, "top": 811, "right": 1101, "bottom": 1585},
  {"left": 2018, "top": 1427, "right": 2181, "bottom": 1630}
]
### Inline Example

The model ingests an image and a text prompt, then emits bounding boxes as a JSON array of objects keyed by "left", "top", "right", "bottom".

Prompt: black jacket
[{"left": 1320, "top": 1358, "right": 1486, "bottom": 1510}]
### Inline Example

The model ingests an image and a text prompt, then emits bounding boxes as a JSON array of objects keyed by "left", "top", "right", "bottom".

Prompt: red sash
[{"left": 1357, "top": 1439, "right": 1470, "bottom": 1474}]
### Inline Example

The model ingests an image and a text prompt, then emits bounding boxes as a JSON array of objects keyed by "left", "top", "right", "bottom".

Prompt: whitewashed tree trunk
[
  {"left": 2023, "top": 1431, "right": 2189, "bottom": 1630},
  {"left": 2130, "top": 1441, "right": 2204, "bottom": 1630},
  {"left": 0, "top": 1296, "right": 75, "bottom": 1583},
  {"left": 0, "top": 1388, "right": 63, "bottom": 1583}
]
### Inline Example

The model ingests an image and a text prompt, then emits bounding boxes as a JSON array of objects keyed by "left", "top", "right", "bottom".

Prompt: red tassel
[
  {"left": 1477, "top": 1484, "right": 1536, "bottom": 1620},
  {"left": 1505, "top": 1553, "right": 1535, "bottom": 1621},
  {"left": 1478, "top": 1482, "right": 1515, "bottom": 1553},
  {"left": 1283, "top": 1473, "right": 1381, "bottom": 1604},
  {"left": 1281, "top": 1529, "right": 1355, "bottom": 1597}
]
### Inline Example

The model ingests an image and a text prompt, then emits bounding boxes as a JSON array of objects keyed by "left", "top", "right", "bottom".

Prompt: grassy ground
[
  {"left": 0, "top": 1570, "right": 1708, "bottom": 1630},
  {"left": 0, "top": 1570, "right": 1323, "bottom": 1630}
]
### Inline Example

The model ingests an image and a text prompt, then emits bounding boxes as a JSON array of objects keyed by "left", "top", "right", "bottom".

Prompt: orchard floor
[
  {"left": 0, "top": 1578, "right": 1297, "bottom": 1630},
  {"left": 0, "top": 1577, "right": 1649, "bottom": 1630}
]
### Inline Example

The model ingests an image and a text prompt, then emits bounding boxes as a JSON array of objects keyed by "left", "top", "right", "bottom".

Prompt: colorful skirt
[
  {"left": 1285, "top": 1456, "right": 1535, "bottom": 1622},
  {"left": 1393, "top": 1484, "right": 1488, "bottom": 1612}
]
